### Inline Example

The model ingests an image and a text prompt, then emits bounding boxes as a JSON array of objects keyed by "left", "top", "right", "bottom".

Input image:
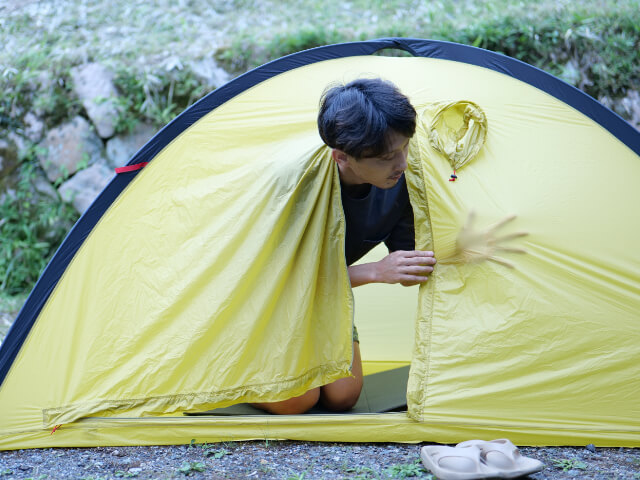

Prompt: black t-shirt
[{"left": 340, "top": 174, "right": 415, "bottom": 265}]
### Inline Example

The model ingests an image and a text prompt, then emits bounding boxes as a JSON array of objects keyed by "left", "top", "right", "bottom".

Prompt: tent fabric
[
  {"left": 2, "top": 37, "right": 638, "bottom": 384},
  {"left": 10, "top": 141, "right": 355, "bottom": 429},
  {"left": 427, "top": 100, "right": 488, "bottom": 171},
  {"left": 0, "top": 38, "right": 639, "bottom": 450}
]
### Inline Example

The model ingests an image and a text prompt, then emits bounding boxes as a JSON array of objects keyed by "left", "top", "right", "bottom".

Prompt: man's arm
[{"left": 348, "top": 250, "right": 436, "bottom": 287}]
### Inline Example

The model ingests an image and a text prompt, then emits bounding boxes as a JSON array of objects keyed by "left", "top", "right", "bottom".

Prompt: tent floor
[{"left": 185, "top": 366, "right": 410, "bottom": 416}]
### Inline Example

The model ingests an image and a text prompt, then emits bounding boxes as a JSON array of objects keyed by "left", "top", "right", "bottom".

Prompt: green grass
[
  {"left": 551, "top": 458, "right": 589, "bottom": 472},
  {"left": 0, "top": 158, "right": 78, "bottom": 296},
  {"left": 176, "top": 461, "right": 207, "bottom": 475}
]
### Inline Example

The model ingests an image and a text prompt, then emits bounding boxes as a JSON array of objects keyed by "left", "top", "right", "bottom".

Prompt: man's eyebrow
[{"left": 382, "top": 140, "right": 410, "bottom": 157}]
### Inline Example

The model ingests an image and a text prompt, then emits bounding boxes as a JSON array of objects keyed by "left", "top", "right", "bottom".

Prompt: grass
[
  {"left": 551, "top": 458, "right": 589, "bottom": 472},
  {"left": 176, "top": 461, "right": 206, "bottom": 475},
  {"left": 0, "top": 158, "right": 78, "bottom": 296},
  {"left": 342, "top": 460, "right": 432, "bottom": 479}
]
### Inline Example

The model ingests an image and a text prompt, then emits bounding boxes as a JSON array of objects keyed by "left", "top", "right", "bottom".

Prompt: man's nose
[{"left": 396, "top": 151, "right": 408, "bottom": 171}]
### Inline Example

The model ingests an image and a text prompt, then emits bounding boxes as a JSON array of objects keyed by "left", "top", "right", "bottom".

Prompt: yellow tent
[{"left": 0, "top": 38, "right": 638, "bottom": 450}]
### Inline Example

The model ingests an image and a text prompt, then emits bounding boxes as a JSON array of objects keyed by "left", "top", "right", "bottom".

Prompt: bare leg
[
  {"left": 252, "top": 341, "right": 363, "bottom": 414},
  {"left": 320, "top": 341, "right": 363, "bottom": 411},
  {"left": 251, "top": 387, "right": 320, "bottom": 415}
]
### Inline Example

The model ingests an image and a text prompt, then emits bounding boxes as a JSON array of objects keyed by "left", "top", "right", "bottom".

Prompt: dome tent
[{"left": 0, "top": 38, "right": 638, "bottom": 450}]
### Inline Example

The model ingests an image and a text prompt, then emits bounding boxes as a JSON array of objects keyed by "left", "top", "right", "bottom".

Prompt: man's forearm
[
  {"left": 347, "top": 263, "right": 379, "bottom": 287},
  {"left": 347, "top": 250, "right": 436, "bottom": 288}
]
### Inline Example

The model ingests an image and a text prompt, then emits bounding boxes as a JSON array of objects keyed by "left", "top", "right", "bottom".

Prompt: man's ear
[{"left": 331, "top": 149, "right": 349, "bottom": 165}]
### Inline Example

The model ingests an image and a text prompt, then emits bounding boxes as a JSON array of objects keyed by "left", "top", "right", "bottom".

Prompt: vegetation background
[{"left": 1, "top": 0, "right": 639, "bottom": 323}]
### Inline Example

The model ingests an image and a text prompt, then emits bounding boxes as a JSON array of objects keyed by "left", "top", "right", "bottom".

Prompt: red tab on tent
[{"left": 115, "top": 162, "right": 149, "bottom": 174}]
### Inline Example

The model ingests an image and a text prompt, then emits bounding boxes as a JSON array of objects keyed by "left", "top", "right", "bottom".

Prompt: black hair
[{"left": 317, "top": 78, "right": 416, "bottom": 159}]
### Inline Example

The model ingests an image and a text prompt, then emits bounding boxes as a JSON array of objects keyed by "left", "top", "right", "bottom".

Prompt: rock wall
[{"left": 1, "top": 61, "right": 229, "bottom": 215}]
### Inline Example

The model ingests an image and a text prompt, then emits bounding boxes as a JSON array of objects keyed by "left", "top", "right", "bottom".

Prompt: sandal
[
  {"left": 456, "top": 439, "right": 544, "bottom": 478},
  {"left": 420, "top": 445, "right": 503, "bottom": 480}
]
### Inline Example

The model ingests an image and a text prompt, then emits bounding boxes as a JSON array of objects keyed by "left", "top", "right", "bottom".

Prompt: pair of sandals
[{"left": 420, "top": 439, "right": 544, "bottom": 479}]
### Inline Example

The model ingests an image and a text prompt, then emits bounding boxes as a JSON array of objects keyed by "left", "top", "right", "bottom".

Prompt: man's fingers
[
  {"left": 495, "top": 246, "right": 527, "bottom": 254},
  {"left": 402, "top": 250, "right": 435, "bottom": 257},
  {"left": 403, "top": 255, "right": 437, "bottom": 265},
  {"left": 493, "top": 231, "right": 528, "bottom": 243},
  {"left": 400, "top": 274, "right": 430, "bottom": 284},
  {"left": 463, "top": 210, "right": 476, "bottom": 230},
  {"left": 487, "top": 214, "right": 517, "bottom": 233},
  {"left": 403, "top": 265, "right": 434, "bottom": 275}
]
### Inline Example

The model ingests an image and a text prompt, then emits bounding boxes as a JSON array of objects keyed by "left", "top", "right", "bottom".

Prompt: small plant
[
  {"left": 0, "top": 158, "right": 78, "bottom": 296},
  {"left": 177, "top": 461, "right": 206, "bottom": 475},
  {"left": 551, "top": 458, "right": 588, "bottom": 472},
  {"left": 343, "top": 465, "right": 380, "bottom": 479},
  {"left": 112, "top": 66, "right": 207, "bottom": 133},
  {"left": 285, "top": 471, "right": 306, "bottom": 480},
  {"left": 115, "top": 471, "right": 139, "bottom": 478},
  {"left": 384, "top": 460, "right": 429, "bottom": 478},
  {"left": 205, "top": 447, "right": 229, "bottom": 459}
]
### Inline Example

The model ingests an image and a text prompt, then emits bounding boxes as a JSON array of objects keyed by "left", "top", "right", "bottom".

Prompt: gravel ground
[{"left": 0, "top": 441, "right": 638, "bottom": 479}]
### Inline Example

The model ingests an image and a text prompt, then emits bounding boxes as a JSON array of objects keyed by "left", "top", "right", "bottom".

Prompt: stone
[
  {"left": 0, "top": 137, "right": 58, "bottom": 204},
  {"left": 189, "top": 58, "right": 231, "bottom": 89},
  {"left": 38, "top": 116, "right": 104, "bottom": 183},
  {"left": 32, "top": 171, "right": 59, "bottom": 200},
  {"left": 70, "top": 63, "right": 121, "bottom": 139},
  {"left": 24, "top": 112, "right": 45, "bottom": 142},
  {"left": 58, "top": 162, "right": 112, "bottom": 214},
  {"left": 620, "top": 90, "right": 640, "bottom": 130},
  {"left": 6, "top": 131, "right": 29, "bottom": 160},
  {"left": 106, "top": 123, "right": 156, "bottom": 168}
]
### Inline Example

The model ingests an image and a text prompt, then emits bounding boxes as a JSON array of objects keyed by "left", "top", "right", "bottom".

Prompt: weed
[
  {"left": 285, "top": 472, "right": 306, "bottom": 480},
  {"left": 177, "top": 461, "right": 206, "bottom": 475},
  {"left": 206, "top": 447, "right": 230, "bottom": 459},
  {"left": 258, "top": 464, "right": 273, "bottom": 475},
  {"left": 112, "top": 66, "right": 207, "bottom": 133},
  {"left": 221, "top": 440, "right": 237, "bottom": 449},
  {"left": 551, "top": 458, "right": 588, "bottom": 472},
  {"left": 0, "top": 158, "right": 78, "bottom": 295},
  {"left": 115, "top": 471, "right": 139, "bottom": 478},
  {"left": 343, "top": 465, "right": 379, "bottom": 479},
  {"left": 384, "top": 460, "right": 429, "bottom": 478}
]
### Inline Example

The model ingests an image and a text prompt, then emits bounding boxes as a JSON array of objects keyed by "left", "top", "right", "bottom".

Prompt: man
[{"left": 254, "top": 78, "right": 437, "bottom": 414}]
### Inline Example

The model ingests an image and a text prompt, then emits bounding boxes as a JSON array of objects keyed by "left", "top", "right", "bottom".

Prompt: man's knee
[
  {"left": 252, "top": 388, "right": 320, "bottom": 415},
  {"left": 320, "top": 378, "right": 363, "bottom": 412}
]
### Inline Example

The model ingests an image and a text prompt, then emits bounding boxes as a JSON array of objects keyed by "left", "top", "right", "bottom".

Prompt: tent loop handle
[{"left": 370, "top": 37, "right": 420, "bottom": 57}]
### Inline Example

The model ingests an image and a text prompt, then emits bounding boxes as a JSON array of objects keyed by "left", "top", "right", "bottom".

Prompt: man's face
[{"left": 334, "top": 130, "right": 410, "bottom": 189}]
